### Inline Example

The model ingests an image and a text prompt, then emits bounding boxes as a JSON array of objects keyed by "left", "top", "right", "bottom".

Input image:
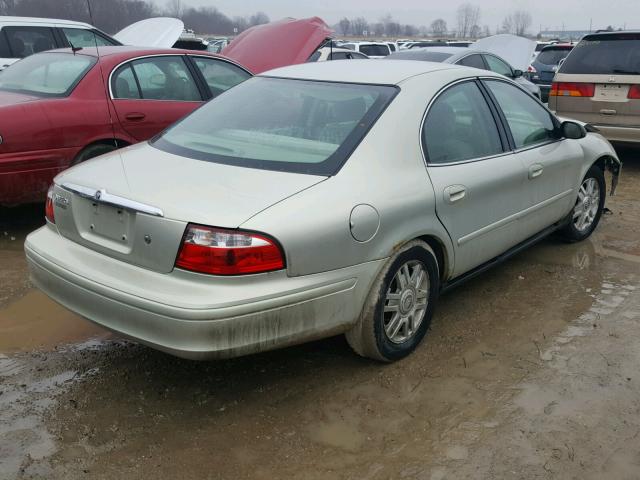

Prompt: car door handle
[
  {"left": 444, "top": 185, "right": 466, "bottom": 204},
  {"left": 600, "top": 109, "right": 617, "bottom": 116},
  {"left": 529, "top": 164, "right": 544, "bottom": 180},
  {"left": 125, "top": 113, "right": 146, "bottom": 121}
]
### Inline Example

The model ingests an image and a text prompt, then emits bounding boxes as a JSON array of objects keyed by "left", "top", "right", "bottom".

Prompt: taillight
[
  {"left": 45, "top": 185, "right": 55, "bottom": 224},
  {"left": 527, "top": 65, "right": 537, "bottom": 73},
  {"left": 175, "top": 224, "right": 285, "bottom": 275},
  {"left": 628, "top": 85, "right": 640, "bottom": 99},
  {"left": 549, "top": 82, "right": 595, "bottom": 97}
]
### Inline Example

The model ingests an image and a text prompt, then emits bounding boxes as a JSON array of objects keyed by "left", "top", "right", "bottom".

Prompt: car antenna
[
  {"left": 86, "top": 0, "right": 118, "bottom": 150},
  {"left": 68, "top": 40, "right": 83, "bottom": 54}
]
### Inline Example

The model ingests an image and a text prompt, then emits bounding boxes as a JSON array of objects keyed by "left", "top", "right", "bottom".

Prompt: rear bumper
[
  {"left": 25, "top": 226, "right": 383, "bottom": 359},
  {"left": 588, "top": 124, "right": 640, "bottom": 144}
]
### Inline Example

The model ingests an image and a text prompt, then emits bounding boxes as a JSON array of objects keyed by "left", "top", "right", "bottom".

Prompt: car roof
[
  {"left": 0, "top": 16, "right": 92, "bottom": 28},
  {"left": 541, "top": 43, "right": 574, "bottom": 49},
  {"left": 261, "top": 59, "right": 469, "bottom": 85},
  {"left": 411, "top": 46, "right": 469, "bottom": 54},
  {"left": 44, "top": 46, "right": 222, "bottom": 58}
]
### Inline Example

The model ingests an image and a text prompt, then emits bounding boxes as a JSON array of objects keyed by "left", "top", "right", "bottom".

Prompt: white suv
[{"left": 0, "top": 16, "right": 120, "bottom": 70}]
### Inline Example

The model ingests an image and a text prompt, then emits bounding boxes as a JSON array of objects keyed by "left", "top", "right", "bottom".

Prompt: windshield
[
  {"left": 560, "top": 34, "right": 640, "bottom": 75},
  {"left": 0, "top": 53, "right": 95, "bottom": 97},
  {"left": 359, "top": 45, "right": 390, "bottom": 56},
  {"left": 536, "top": 47, "right": 572, "bottom": 66},
  {"left": 152, "top": 77, "right": 397, "bottom": 175},
  {"left": 387, "top": 51, "right": 453, "bottom": 62}
]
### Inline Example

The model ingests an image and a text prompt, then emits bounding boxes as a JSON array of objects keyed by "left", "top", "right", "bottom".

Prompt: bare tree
[
  {"left": 403, "top": 24, "right": 418, "bottom": 37},
  {"left": 470, "top": 24, "right": 481, "bottom": 38},
  {"left": 456, "top": 3, "right": 480, "bottom": 39},
  {"left": 248, "top": 12, "right": 269, "bottom": 27},
  {"left": 482, "top": 25, "right": 491, "bottom": 37},
  {"left": 338, "top": 17, "right": 351, "bottom": 36},
  {"left": 0, "top": 0, "right": 17, "bottom": 14},
  {"left": 351, "top": 17, "right": 369, "bottom": 36},
  {"left": 165, "top": 0, "right": 183, "bottom": 18},
  {"left": 430, "top": 18, "right": 447, "bottom": 37},
  {"left": 502, "top": 10, "right": 532, "bottom": 36}
]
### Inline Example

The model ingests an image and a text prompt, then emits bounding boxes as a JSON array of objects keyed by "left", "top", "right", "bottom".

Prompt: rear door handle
[
  {"left": 529, "top": 164, "right": 544, "bottom": 180},
  {"left": 444, "top": 185, "right": 466, "bottom": 204},
  {"left": 125, "top": 112, "right": 146, "bottom": 121},
  {"left": 600, "top": 109, "right": 617, "bottom": 116}
]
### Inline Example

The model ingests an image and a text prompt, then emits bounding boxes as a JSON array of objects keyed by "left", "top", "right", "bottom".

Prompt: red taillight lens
[
  {"left": 549, "top": 82, "right": 595, "bottom": 97},
  {"left": 628, "top": 85, "right": 640, "bottom": 99},
  {"left": 175, "top": 225, "right": 285, "bottom": 275},
  {"left": 45, "top": 185, "right": 55, "bottom": 224},
  {"left": 527, "top": 65, "right": 537, "bottom": 73}
]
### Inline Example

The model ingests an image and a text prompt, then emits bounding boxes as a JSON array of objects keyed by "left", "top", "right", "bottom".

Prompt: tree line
[
  {"left": 0, "top": 0, "right": 533, "bottom": 38},
  {"left": 0, "top": 0, "right": 270, "bottom": 34},
  {"left": 336, "top": 4, "right": 533, "bottom": 39}
]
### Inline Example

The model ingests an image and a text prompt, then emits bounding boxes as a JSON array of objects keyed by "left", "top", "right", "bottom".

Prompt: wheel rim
[
  {"left": 383, "top": 260, "right": 429, "bottom": 344},
  {"left": 573, "top": 177, "right": 600, "bottom": 233}
]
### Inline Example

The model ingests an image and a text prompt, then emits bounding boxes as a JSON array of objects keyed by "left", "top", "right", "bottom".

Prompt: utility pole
[{"left": 589, "top": 18, "right": 592, "bottom": 33}]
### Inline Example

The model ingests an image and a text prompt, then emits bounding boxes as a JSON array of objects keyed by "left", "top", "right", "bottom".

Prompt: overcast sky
[{"left": 161, "top": 0, "right": 639, "bottom": 32}]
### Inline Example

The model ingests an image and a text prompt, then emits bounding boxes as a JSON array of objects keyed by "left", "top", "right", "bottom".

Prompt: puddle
[{"left": 0, "top": 290, "right": 109, "bottom": 354}]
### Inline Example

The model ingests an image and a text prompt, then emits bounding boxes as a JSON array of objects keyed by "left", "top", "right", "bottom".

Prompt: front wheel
[
  {"left": 346, "top": 240, "right": 440, "bottom": 362},
  {"left": 560, "top": 165, "right": 606, "bottom": 242}
]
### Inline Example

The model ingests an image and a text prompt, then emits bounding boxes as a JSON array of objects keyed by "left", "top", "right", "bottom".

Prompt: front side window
[
  {"left": 3, "top": 26, "right": 56, "bottom": 58},
  {"left": 0, "top": 52, "right": 95, "bottom": 97},
  {"left": 190, "top": 57, "right": 250, "bottom": 98},
  {"left": 485, "top": 80, "right": 556, "bottom": 149},
  {"left": 484, "top": 55, "right": 512, "bottom": 77},
  {"left": 423, "top": 81, "right": 503, "bottom": 164},
  {"left": 62, "top": 28, "right": 117, "bottom": 48},
  {"left": 152, "top": 77, "right": 397, "bottom": 175},
  {"left": 457, "top": 54, "right": 485, "bottom": 70}
]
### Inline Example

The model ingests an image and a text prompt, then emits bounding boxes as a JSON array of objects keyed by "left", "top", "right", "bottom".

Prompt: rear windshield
[
  {"left": 536, "top": 47, "right": 572, "bottom": 66},
  {"left": 359, "top": 45, "right": 390, "bottom": 57},
  {"left": 560, "top": 34, "right": 640, "bottom": 74},
  {"left": 0, "top": 52, "right": 95, "bottom": 97},
  {"left": 152, "top": 77, "right": 398, "bottom": 175},
  {"left": 387, "top": 51, "right": 452, "bottom": 62}
]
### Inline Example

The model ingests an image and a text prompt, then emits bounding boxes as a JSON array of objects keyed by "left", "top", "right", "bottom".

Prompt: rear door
[
  {"left": 423, "top": 80, "right": 528, "bottom": 277},
  {"left": 110, "top": 55, "right": 204, "bottom": 141},
  {"left": 483, "top": 79, "right": 581, "bottom": 235},
  {"left": 552, "top": 33, "right": 640, "bottom": 127}
]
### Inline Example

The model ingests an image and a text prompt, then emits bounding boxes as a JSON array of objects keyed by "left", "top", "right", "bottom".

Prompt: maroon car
[{"left": 0, "top": 17, "right": 332, "bottom": 205}]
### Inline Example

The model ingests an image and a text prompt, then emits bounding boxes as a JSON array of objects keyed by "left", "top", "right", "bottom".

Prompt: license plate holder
[
  {"left": 595, "top": 84, "right": 628, "bottom": 102},
  {"left": 87, "top": 201, "right": 132, "bottom": 243}
]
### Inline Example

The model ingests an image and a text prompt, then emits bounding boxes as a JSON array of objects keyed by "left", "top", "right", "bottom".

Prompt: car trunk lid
[
  {"left": 113, "top": 17, "right": 184, "bottom": 48},
  {"left": 52, "top": 143, "right": 326, "bottom": 273},
  {"left": 221, "top": 17, "right": 332, "bottom": 74}
]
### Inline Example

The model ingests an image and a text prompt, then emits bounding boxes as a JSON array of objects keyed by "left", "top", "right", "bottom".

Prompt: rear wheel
[
  {"left": 346, "top": 240, "right": 439, "bottom": 362},
  {"left": 560, "top": 165, "right": 605, "bottom": 242},
  {"left": 72, "top": 143, "right": 118, "bottom": 166}
]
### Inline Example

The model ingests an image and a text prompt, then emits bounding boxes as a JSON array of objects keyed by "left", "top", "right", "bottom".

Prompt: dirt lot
[{"left": 1, "top": 150, "right": 639, "bottom": 480}]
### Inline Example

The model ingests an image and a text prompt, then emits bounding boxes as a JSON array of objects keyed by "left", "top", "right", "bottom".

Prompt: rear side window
[
  {"left": 457, "top": 54, "right": 485, "bottom": 70},
  {"left": 359, "top": 45, "right": 390, "bottom": 57},
  {"left": 560, "top": 34, "right": 640, "bottom": 74},
  {"left": 190, "top": 57, "right": 250, "bottom": 98},
  {"left": 485, "top": 80, "right": 556, "bottom": 149},
  {"left": 112, "top": 65, "right": 141, "bottom": 99},
  {"left": 423, "top": 81, "right": 503, "bottom": 164},
  {"left": 3, "top": 26, "right": 56, "bottom": 58},
  {"left": 62, "top": 28, "right": 118, "bottom": 48},
  {"left": 387, "top": 51, "right": 452, "bottom": 62},
  {"left": 0, "top": 30, "right": 10, "bottom": 57},
  {"left": 536, "top": 47, "right": 572, "bottom": 66}
]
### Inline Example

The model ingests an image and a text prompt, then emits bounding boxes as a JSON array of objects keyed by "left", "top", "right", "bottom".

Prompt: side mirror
[
  {"left": 512, "top": 69, "right": 523, "bottom": 78},
  {"left": 561, "top": 121, "right": 587, "bottom": 139}
]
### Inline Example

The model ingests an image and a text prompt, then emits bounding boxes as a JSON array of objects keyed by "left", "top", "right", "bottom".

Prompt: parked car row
[{"left": 0, "top": 16, "right": 626, "bottom": 363}]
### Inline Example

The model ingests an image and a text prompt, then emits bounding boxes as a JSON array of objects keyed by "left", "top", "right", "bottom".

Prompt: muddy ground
[{"left": 1, "top": 149, "right": 639, "bottom": 480}]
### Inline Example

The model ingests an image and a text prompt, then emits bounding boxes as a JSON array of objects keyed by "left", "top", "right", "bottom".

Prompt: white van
[{"left": 0, "top": 16, "right": 120, "bottom": 70}]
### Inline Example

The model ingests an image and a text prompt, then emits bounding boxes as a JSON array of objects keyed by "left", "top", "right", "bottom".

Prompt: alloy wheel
[{"left": 573, "top": 177, "right": 600, "bottom": 232}]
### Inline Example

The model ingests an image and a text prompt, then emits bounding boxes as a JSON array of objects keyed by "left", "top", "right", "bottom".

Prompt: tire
[
  {"left": 346, "top": 240, "right": 440, "bottom": 362},
  {"left": 559, "top": 165, "right": 606, "bottom": 243},
  {"left": 72, "top": 143, "right": 118, "bottom": 166}
]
